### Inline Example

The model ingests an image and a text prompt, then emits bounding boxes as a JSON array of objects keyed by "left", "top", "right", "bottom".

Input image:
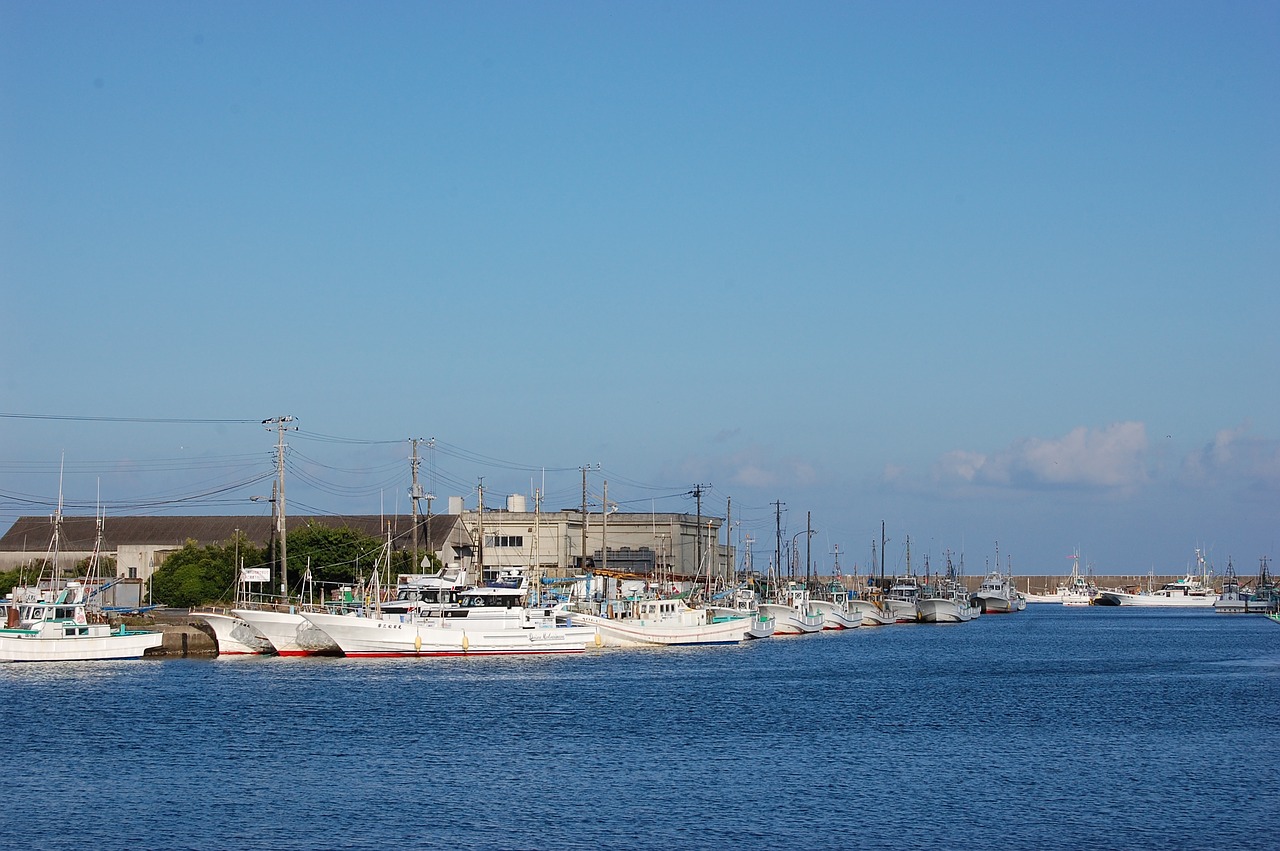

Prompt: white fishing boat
[
  {"left": 846, "top": 596, "right": 897, "bottom": 626},
  {"left": 193, "top": 607, "right": 273, "bottom": 655},
  {"left": 917, "top": 555, "right": 978, "bottom": 623},
  {"left": 807, "top": 579, "right": 862, "bottom": 630},
  {"left": 1, "top": 489, "right": 162, "bottom": 663},
  {"left": 566, "top": 592, "right": 753, "bottom": 647},
  {"left": 973, "top": 571, "right": 1017, "bottom": 614},
  {"left": 231, "top": 605, "right": 342, "bottom": 656},
  {"left": 708, "top": 587, "right": 776, "bottom": 639},
  {"left": 1096, "top": 550, "right": 1217, "bottom": 608},
  {"left": 1058, "top": 550, "right": 1099, "bottom": 606},
  {"left": 759, "top": 582, "right": 824, "bottom": 635},
  {"left": 305, "top": 579, "right": 597, "bottom": 656},
  {"left": 2, "top": 582, "right": 164, "bottom": 663}
]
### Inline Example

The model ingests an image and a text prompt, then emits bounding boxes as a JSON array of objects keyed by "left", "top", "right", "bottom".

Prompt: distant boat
[
  {"left": 1214, "top": 557, "right": 1278, "bottom": 615},
  {"left": 1096, "top": 550, "right": 1216, "bottom": 607}
]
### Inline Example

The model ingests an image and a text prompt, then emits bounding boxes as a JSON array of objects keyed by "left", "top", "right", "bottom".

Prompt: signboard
[{"left": 240, "top": 567, "right": 271, "bottom": 583}]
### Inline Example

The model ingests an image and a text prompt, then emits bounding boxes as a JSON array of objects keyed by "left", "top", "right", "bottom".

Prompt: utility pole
[
  {"left": 806, "top": 510, "right": 812, "bottom": 586},
  {"left": 409, "top": 438, "right": 423, "bottom": 570},
  {"left": 264, "top": 416, "right": 295, "bottom": 600},
  {"left": 581, "top": 466, "right": 588, "bottom": 573},
  {"left": 725, "top": 496, "right": 731, "bottom": 585},
  {"left": 476, "top": 478, "right": 485, "bottom": 585},
  {"left": 773, "top": 500, "right": 785, "bottom": 593},
  {"left": 691, "top": 484, "right": 707, "bottom": 582}
]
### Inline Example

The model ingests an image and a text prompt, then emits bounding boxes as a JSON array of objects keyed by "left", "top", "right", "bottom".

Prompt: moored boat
[
  {"left": 193, "top": 607, "right": 273, "bottom": 655},
  {"left": 759, "top": 582, "right": 824, "bottom": 635},
  {"left": 1096, "top": 550, "right": 1217, "bottom": 608},
  {"left": 1, "top": 487, "right": 163, "bottom": 663},
  {"left": 567, "top": 594, "right": 753, "bottom": 647}
]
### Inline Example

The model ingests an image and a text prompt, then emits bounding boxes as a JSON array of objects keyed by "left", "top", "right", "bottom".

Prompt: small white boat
[
  {"left": 2, "top": 583, "right": 164, "bottom": 663},
  {"left": 1, "top": 489, "right": 163, "bottom": 663},
  {"left": 568, "top": 595, "right": 753, "bottom": 647}
]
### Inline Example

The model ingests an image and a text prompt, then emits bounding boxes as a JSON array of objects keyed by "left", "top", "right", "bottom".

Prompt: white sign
[{"left": 240, "top": 567, "right": 271, "bottom": 583}]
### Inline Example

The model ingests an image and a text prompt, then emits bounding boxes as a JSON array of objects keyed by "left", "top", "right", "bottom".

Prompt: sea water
[{"left": 3, "top": 607, "right": 1277, "bottom": 850}]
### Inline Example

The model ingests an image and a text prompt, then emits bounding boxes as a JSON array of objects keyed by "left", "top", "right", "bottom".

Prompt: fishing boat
[
  {"left": 1096, "top": 550, "right": 1217, "bottom": 607},
  {"left": 1058, "top": 550, "right": 1099, "bottom": 606},
  {"left": 567, "top": 593, "right": 753, "bottom": 646},
  {"left": 1, "top": 485, "right": 163, "bottom": 663},
  {"left": 305, "top": 575, "right": 598, "bottom": 656},
  {"left": 707, "top": 586, "right": 776, "bottom": 640},
  {"left": 807, "top": 581, "right": 862, "bottom": 631},
  {"left": 758, "top": 581, "right": 824, "bottom": 635},
  {"left": 194, "top": 607, "right": 273, "bottom": 655},
  {"left": 918, "top": 554, "right": 978, "bottom": 623},
  {"left": 1214, "top": 557, "right": 1277, "bottom": 615},
  {"left": 973, "top": 571, "right": 1016, "bottom": 614}
]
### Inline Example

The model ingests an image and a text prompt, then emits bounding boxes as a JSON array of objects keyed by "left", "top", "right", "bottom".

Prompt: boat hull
[
  {"left": 0, "top": 624, "right": 163, "bottom": 662},
  {"left": 917, "top": 598, "right": 974, "bottom": 623},
  {"left": 567, "top": 611, "right": 752, "bottom": 646},
  {"left": 232, "top": 608, "right": 341, "bottom": 656},
  {"left": 1095, "top": 592, "right": 1215, "bottom": 608},
  {"left": 757, "top": 603, "right": 824, "bottom": 635},
  {"left": 303, "top": 610, "right": 595, "bottom": 656},
  {"left": 806, "top": 599, "right": 861, "bottom": 630},
  {"left": 195, "top": 610, "right": 273, "bottom": 655}
]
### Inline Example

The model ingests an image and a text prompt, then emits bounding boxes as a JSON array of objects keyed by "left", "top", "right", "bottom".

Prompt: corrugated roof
[{"left": 0, "top": 514, "right": 459, "bottom": 553}]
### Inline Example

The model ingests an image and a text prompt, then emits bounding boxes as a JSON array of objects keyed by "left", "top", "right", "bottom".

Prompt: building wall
[{"left": 457, "top": 509, "right": 732, "bottom": 583}]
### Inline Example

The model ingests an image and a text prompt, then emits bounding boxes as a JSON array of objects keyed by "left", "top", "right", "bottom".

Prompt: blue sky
[{"left": 2, "top": 2, "right": 1276, "bottom": 576}]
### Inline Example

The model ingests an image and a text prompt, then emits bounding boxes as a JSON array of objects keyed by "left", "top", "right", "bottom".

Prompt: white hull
[
  {"left": 845, "top": 599, "right": 896, "bottom": 626},
  {"left": 806, "top": 599, "right": 861, "bottom": 630},
  {"left": 884, "top": 598, "right": 919, "bottom": 623},
  {"left": 195, "top": 610, "right": 272, "bottom": 655},
  {"left": 709, "top": 607, "right": 776, "bottom": 639},
  {"left": 303, "top": 610, "right": 596, "bottom": 656},
  {"left": 0, "top": 624, "right": 162, "bottom": 663},
  {"left": 974, "top": 594, "right": 1013, "bottom": 614},
  {"left": 757, "top": 603, "right": 824, "bottom": 635},
  {"left": 1096, "top": 591, "right": 1215, "bottom": 608},
  {"left": 567, "top": 611, "right": 752, "bottom": 646},
  {"left": 917, "top": 598, "right": 975, "bottom": 623},
  {"left": 233, "top": 608, "right": 341, "bottom": 656}
]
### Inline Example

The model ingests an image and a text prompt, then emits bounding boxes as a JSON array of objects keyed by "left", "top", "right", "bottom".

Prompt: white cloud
[
  {"left": 934, "top": 422, "right": 1149, "bottom": 489},
  {"left": 1182, "top": 421, "right": 1280, "bottom": 488}
]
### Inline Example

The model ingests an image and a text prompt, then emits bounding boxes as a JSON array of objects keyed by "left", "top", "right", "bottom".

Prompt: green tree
[
  {"left": 282, "top": 522, "right": 389, "bottom": 591},
  {"left": 151, "top": 533, "right": 264, "bottom": 608}
]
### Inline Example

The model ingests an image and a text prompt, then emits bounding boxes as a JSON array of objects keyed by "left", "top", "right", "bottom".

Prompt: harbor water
[{"left": 4, "top": 606, "right": 1277, "bottom": 850}]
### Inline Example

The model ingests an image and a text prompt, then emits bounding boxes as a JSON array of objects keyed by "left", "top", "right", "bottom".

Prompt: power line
[{"left": 0, "top": 412, "right": 261, "bottom": 424}]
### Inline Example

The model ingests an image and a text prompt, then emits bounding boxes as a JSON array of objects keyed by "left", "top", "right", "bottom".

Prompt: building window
[{"left": 484, "top": 535, "right": 524, "bottom": 548}]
